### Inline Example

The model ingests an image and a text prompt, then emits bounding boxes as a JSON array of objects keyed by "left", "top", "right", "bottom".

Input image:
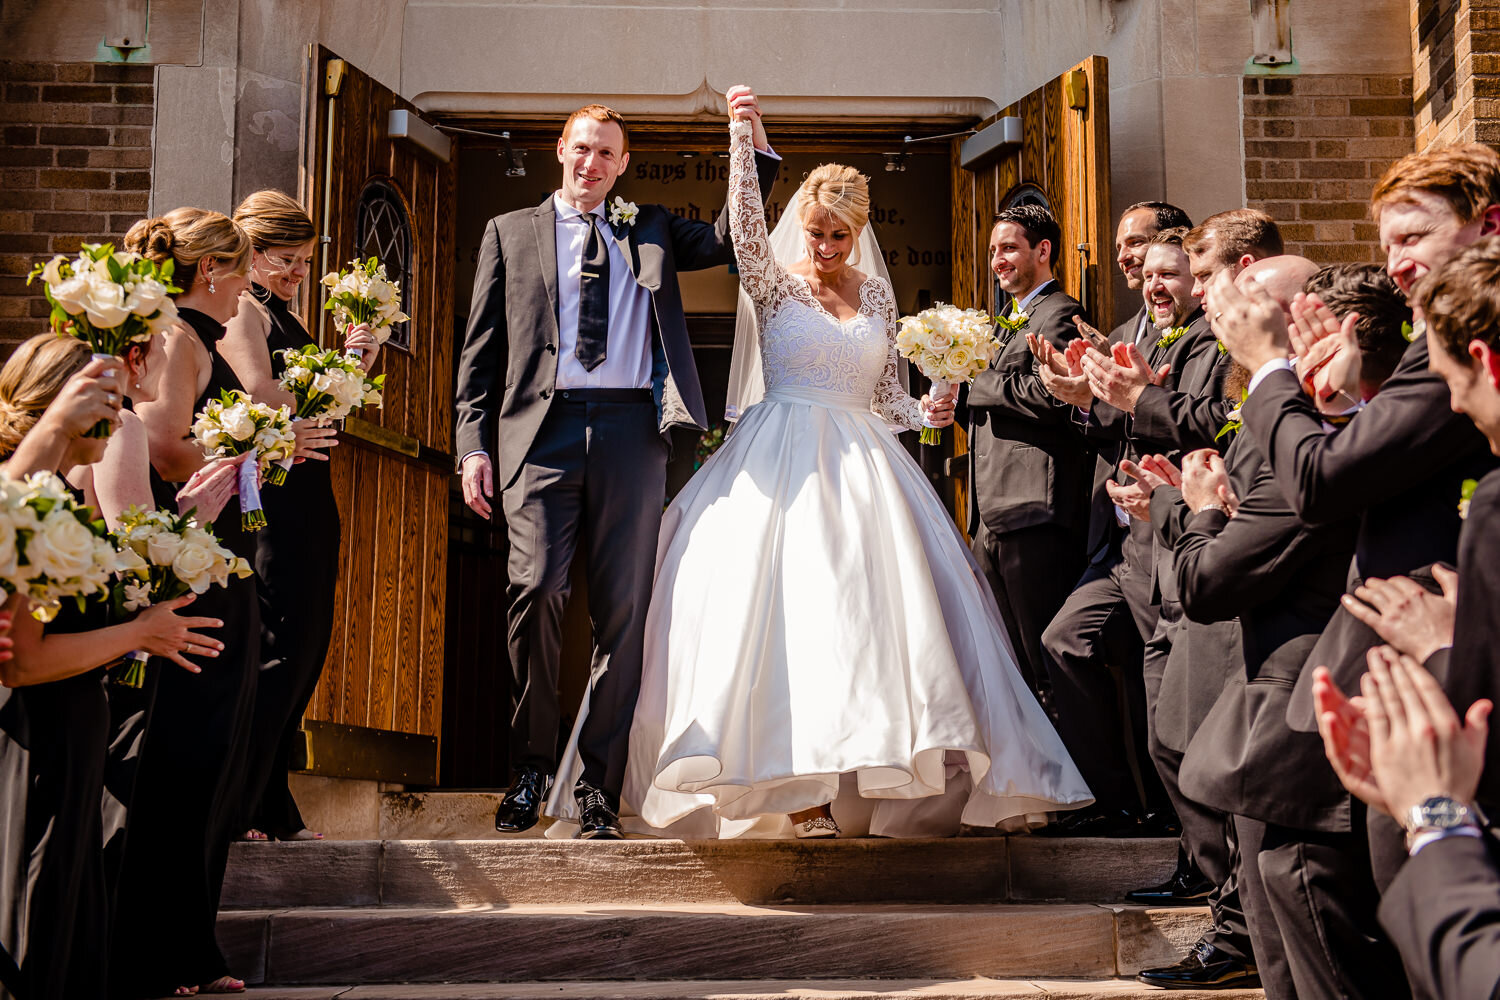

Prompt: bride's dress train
[{"left": 545, "top": 120, "right": 1092, "bottom": 838}]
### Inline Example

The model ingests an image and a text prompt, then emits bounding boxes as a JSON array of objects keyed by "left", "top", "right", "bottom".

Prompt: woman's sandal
[
  {"left": 280, "top": 827, "right": 324, "bottom": 841},
  {"left": 238, "top": 829, "right": 268, "bottom": 842},
  {"left": 199, "top": 976, "right": 245, "bottom": 994},
  {"left": 173, "top": 988, "right": 199, "bottom": 997}
]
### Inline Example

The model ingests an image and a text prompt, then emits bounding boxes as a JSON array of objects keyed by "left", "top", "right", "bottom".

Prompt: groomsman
[
  {"left": 1214, "top": 143, "right": 1500, "bottom": 887},
  {"left": 965, "top": 205, "right": 1093, "bottom": 701},
  {"left": 454, "top": 94, "right": 780, "bottom": 838}
]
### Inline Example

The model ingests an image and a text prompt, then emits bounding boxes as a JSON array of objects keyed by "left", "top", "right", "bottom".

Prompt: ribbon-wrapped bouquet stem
[
  {"left": 26, "top": 244, "right": 181, "bottom": 437},
  {"left": 894, "top": 303, "right": 1003, "bottom": 446},
  {"left": 190, "top": 390, "right": 296, "bottom": 531}
]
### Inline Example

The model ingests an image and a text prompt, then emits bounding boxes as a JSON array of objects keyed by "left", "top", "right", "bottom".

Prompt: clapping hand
[
  {"left": 1209, "top": 269, "right": 1291, "bottom": 371},
  {"left": 1180, "top": 448, "right": 1238, "bottom": 515},
  {"left": 1082, "top": 343, "right": 1169, "bottom": 414},
  {"left": 1340, "top": 565, "right": 1457, "bottom": 663},
  {"left": 1028, "top": 334, "right": 1094, "bottom": 408},
  {"left": 725, "top": 86, "right": 770, "bottom": 152},
  {"left": 1106, "top": 460, "right": 1159, "bottom": 522},
  {"left": 1289, "top": 293, "right": 1361, "bottom": 413},
  {"left": 919, "top": 382, "right": 957, "bottom": 428}
]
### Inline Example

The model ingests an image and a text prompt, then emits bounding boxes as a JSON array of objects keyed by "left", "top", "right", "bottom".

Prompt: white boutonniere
[
  {"left": 994, "top": 311, "right": 1029, "bottom": 334},
  {"left": 608, "top": 197, "right": 639, "bottom": 228}
]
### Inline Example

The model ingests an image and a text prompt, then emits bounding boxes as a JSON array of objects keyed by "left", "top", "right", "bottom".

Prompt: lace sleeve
[
  {"left": 870, "top": 280, "right": 923, "bottom": 431},
  {"left": 727, "top": 120, "right": 786, "bottom": 309}
]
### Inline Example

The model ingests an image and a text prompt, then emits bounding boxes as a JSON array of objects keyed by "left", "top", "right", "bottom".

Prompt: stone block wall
[
  {"left": 1413, "top": 0, "right": 1500, "bottom": 149},
  {"left": 1242, "top": 75, "right": 1416, "bottom": 264},
  {"left": 0, "top": 61, "right": 154, "bottom": 348}
]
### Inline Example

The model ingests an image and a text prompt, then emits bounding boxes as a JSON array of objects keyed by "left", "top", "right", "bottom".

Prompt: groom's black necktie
[{"left": 576, "top": 214, "right": 609, "bottom": 371}]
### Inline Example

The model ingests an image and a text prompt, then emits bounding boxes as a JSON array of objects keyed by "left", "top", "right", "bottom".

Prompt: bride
[{"left": 547, "top": 88, "right": 1092, "bottom": 838}]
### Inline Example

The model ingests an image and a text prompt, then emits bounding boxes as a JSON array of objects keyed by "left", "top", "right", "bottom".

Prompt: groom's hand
[
  {"left": 725, "top": 85, "right": 770, "bottom": 152},
  {"left": 462, "top": 452, "right": 494, "bottom": 520}
]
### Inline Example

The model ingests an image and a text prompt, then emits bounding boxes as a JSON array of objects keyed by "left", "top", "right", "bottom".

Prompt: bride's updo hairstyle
[
  {"left": 797, "top": 164, "right": 871, "bottom": 234},
  {"left": 123, "top": 207, "right": 251, "bottom": 295},
  {"left": 233, "top": 189, "right": 316, "bottom": 250},
  {"left": 0, "top": 334, "right": 92, "bottom": 456}
]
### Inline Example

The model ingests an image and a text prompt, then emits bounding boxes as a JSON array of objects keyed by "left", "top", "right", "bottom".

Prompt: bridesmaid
[
  {"left": 0, "top": 336, "right": 222, "bottom": 1000},
  {"left": 111, "top": 208, "right": 262, "bottom": 998},
  {"left": 220, "top": 189, "right": 372, "bottom": 842}
]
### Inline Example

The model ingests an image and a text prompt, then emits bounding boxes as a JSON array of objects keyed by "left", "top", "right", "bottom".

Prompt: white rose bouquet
[
  {"left": 0, "top": 471, "right": 134, "bottom": 622},
  {"left": 894, "top": 303, "right": 1003, "bottom": 445},
  {"left": 277, "top": 344, "right": 385, "bottom": 421},
  {"left": 27, "top": 243, "right": 181, "bottom": 437},
  {"left": 190, "top": 390, "right": 296, "bottom": 530},
  {"left": 108, "top": 505, "right": 252, "bottom": 687},
  {"left": 320, "top": 256, "right": 409, "bottom": 344}
]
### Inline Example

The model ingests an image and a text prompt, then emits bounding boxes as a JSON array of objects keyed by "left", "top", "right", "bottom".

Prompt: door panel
[
  {"left": 948, "top": 55, "right": 1112, "bottom": 531},
  {"left": 298, "top": 45, "right": 456, "bottom": 783}
]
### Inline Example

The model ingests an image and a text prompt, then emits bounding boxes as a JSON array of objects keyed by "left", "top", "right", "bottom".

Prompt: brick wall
[
  {"left": 1413, "top": 0, "right": 1500, "bottom": 150},
  {"left": 0, "top": 61, "right": 154, "bottom": 348},
  {"left": 1242, "top": 75, "right": 1416, "bottom": 265}
]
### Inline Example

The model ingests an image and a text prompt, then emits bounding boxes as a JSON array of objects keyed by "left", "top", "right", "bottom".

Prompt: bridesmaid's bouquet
[
  {"left": 895, "top": 303, "right": 1003, "bottom": 445},
  {"left": 108, "top": 505, "right": 252, "bottom": 687},
  {"left": 277, "top": 344, "right": 385, "bottom": 420},
  {"left": 26, "top": 243, "right": 181, "bottom": 437},
  {"left": 320, "top": 257, "right": 408, "bottom": 344},
  {"left": 191, "top": 390, "right": 296, "bottom": 530},
  {"left": 0, "top": 472, "right": 131, "bottom": 622}
]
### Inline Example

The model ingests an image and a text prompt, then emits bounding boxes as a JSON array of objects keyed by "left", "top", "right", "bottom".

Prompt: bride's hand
[
  {"left": 725, "top": 85, "right": 770, "bottom": 152},
  {"left": 920, "top": 386, "right": 957, "bottom": 428}
]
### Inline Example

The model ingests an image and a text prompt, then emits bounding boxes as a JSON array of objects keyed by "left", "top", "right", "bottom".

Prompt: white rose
[
  {"left": 283, "top": 365, "right": 311, "bottom": 386},
  {"left": 171, "top": 541, "right": 218, "bottom": 592},
  {"left": 925, "top": 326, "right": 954, "bottom": 352},
  {"left": 220, "top": 403, "right": 255, "bottom": 442},
  {"left": 125, "top": 277, "right": 167, "bottom": 317},
  {"left": 146, "top": 531, "right": 181, "bottom": 567},
  {"left": 82, "top": 275, "right": 130, "bottom": 328},
  {"left": 25, "top": 509, "right": 97, "bottom": 584},
  {"left": 51, "top": 275, "right": 90, "bottom": 314},
  {"left": 918, "top": 351, "right": 946, "bottom": 379}
]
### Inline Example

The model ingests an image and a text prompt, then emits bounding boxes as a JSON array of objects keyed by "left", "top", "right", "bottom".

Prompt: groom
[{"left": 455, "top": 91, "right": 780, "bottom": 838}]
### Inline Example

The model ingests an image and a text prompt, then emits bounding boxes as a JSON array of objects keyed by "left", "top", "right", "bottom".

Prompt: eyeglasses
[{"left": 259, "top": 250, "right": 314, "bottom": 273}]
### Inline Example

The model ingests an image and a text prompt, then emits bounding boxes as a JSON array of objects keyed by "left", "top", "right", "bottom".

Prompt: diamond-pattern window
[{"left": 354, "top": 178, "right": 414, "bottom": 352}]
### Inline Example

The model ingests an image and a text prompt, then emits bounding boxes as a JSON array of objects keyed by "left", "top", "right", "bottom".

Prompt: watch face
[{"left": 1418, "top": 796, "right": 1471, "bottom": 828}]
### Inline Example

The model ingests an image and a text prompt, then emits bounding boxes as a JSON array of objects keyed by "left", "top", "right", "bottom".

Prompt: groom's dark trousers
[{"left": 455, "top": 155, "right": 778, "bottom": 802}]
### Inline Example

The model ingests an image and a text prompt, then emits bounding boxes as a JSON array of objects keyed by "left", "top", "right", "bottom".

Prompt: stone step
[
  {"left": 242, "top": 979, "right": 1263, "bottom": 999},
  {"left": 218, "top": 903, "right": 1212, "bottom": 985},
  {"left": 222, "top": 837, "right": 1180, "bottom": 908}
]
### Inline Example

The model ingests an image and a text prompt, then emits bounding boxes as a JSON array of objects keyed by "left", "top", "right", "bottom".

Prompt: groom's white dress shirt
[{"left": 552, "top": 193, "right": 654, "bottom": 390}]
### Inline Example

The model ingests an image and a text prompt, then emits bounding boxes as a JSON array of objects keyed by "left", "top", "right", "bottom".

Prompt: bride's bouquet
[
  {"left": 895, "top": 303, "right": 1003, "bottom": 445},
  {"left": 108, "top": 505, "right": 252, "bottom": 687},
  {"left": 26, "top": 243, "right": 181, "bottom": 437},
  {"left": 0, "top": 471, "right": 132, "bottom": 622},
  {"left": 191, "top": 390, "right": 296, "bottom": 530},
  {"left": 320, "top": 256, "right": 408, "bottom": 344}
]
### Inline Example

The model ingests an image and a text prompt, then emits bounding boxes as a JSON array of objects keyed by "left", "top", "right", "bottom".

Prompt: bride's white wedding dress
[{"left": 545, "top": 120, "right": 1091, "bottom": 838}]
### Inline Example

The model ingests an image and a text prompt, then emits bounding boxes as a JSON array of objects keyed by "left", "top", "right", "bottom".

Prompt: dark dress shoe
[
  {"left": 1136, "top": 940, "right": 1260, "bottom": 989},
  {"left": 1125, "top": 865, "right": 1215, "bottom": 906},
  {"left": 1137, "top": 808, "right": 1183, "bottom": 838},
  {"left": 1036, "top": 806, "right": 1141, "bottom": 838},
  {"left": 575, "top": 784, "right": 623, "bottom": 840},
  {"left": 495, "top": 767, "right": 552, "bottom": 833}
]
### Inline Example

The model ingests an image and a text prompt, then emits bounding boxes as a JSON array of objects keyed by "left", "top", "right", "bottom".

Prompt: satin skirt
[{"left": 547, "top": 385, "right": 1092, "bottom": 838}]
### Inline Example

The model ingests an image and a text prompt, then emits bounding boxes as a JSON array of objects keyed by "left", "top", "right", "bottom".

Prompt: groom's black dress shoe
[
  {"left": 575, "top": 784, "right": 623, "bottom": 840},
  {"left": 1036, "top": 806, "right": 1141, "bottom": 838},
  {"left": 495, "top": 767, "right": 552, "bottom": 833},
  {"left": 1136, "top": 941, "right": 1260, "bottom": 989},
  {"left": 1125, "top": 865, "right": 1215, "bottom": 906}
]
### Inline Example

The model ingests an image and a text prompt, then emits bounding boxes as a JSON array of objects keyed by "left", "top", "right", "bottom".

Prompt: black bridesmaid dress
[
  {"left": 108, "top": 306, "right": 262, "bottom": 997},
  {"left": 0, "top": 481, "right": 112, "bottom": 1000},
  {"left": 242, "top": 287, "right": 342, "bottom": 839}
]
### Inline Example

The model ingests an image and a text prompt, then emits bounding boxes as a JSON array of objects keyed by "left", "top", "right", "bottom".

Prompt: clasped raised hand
[{"left": 725, "top": 85, "right": 770, "bottom": 152}]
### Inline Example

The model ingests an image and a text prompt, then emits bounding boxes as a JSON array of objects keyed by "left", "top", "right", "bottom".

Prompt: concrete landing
[
  {"left": 240, "top": 978, "right": 1261, "bottom": 999},
  {"left": 218, "top": 903, "right": 1212, "bottom": 985},
  {"left": 221, "top": 837, "right": 1181, "bottom": 908}
]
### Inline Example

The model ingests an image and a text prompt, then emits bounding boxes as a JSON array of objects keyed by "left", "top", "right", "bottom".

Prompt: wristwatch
[{"left": 1403, "top": 796, "right": 1479, "bottom": 847}]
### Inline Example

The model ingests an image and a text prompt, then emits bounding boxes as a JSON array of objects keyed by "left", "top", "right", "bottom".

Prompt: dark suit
[
  {"left": 966, "top": 280, "right": 1092, "bottom": 696},
  {"left": 1379, "top": 833, "right": 1500, "bottom": 1000},
  {"left": 454, "top": 157, "right": 778, "bottom": 797},
  {"left": 1040, "top": 312, "right": 1214, "bottom": 814},
  {"left": 1173, "top": 437, "right": 1404, "bottom": 1000}
]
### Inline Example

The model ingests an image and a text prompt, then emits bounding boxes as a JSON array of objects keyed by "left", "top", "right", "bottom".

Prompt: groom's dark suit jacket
[
  {"left": 455, "top": 155, "right": 778, "bottom": 489},
  {"left": 965, "top": 281, "right": 1092, "bottom": 536}
]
